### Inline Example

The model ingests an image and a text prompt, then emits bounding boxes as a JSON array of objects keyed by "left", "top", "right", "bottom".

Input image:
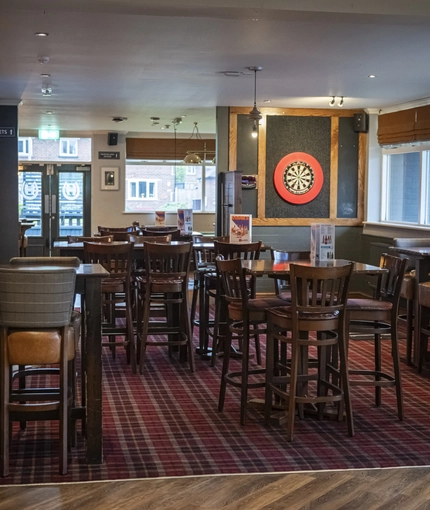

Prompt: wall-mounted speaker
[
  {"left": 107, "top": 132, "right": 118, "bottom": 146},
  {"left": 353, "top": 113, "right": 368, "bottom": 133}
]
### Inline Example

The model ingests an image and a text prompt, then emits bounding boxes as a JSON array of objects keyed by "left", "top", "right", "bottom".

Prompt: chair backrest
[
  {"left": 67, "top": 235, "right": 113, "bottom": 243},
  {"left": 83, "top": 241, "right": 134, "bottom": 277},
  {"left": 97, "top": 226, "right": 135, "bottom": 233},
  {"left": 127, "top": 233, "right": 171, "bottom": 244},
  {"left": 193, "top": 235, "right": 229, "bottom": 243},
  {"left": 99, "top": 230, "right": 131, "bottom": 241},
  {"left": 376, "top": 253, "right": 408, "bottom": 308},
  {"left": 289, "top": 262, "right": 353, "bottom": 315},
  {"left": 213, "top": 240, "right": 262, "bottom": 260},
  {"left": 9, "top": 256, "right": 81, "bottom": 268},
  {"left": 141, "top": 227, "right": 181, "bottom": 240},
  {"left": 144, "top": 242, "right": 192, "bottom": 278},
  {"left": 215, "top": 257, "right": 249, "bottom": 306},
  {"left": 0, "top": 267, "right": 76, "bottom": 328}
]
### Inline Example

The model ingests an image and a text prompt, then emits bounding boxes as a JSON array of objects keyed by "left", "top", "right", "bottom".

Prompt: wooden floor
[{"left": 1, "top": 466, "right": 430, "bottom": 509}]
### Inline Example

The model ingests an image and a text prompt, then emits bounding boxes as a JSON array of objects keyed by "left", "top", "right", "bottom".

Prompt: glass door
[{"left": 19, "top": 164, "right": 91, "bottom": 256}]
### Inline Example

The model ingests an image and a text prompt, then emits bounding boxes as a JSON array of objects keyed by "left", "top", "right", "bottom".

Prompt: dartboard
[
  {"left": 274, "top": 152, "right": 324, "bottom": 204},
  {"left": 283, "top": 161, "right": 315, "bottom": 195}
]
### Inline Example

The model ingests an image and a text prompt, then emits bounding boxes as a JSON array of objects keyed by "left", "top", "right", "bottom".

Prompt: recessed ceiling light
[
  {"left": 38, "top": 56, "right": 50, "bottom": 64},
  {"left": 34, "top": 32, "right": 49, "bottom": 37},
  {"left": 112, "top": 117, "right": 127, "bottom": 123},
  {"left": 263, "top": 99, "right": 271, "bottom": 103},
  {"left": 368, "top": 74, "right": 376, "bottom": 78},
  {"left": 46, "top": 111, "right": 54, "bottom": 114},
  {"left": 40, "top": 73, "right": 50, "bottom": 78}
]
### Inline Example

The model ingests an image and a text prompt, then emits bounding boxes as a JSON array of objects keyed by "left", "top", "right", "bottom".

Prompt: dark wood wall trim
[{"left": 229, "top": 107, "right": 366, "bottom": 227}]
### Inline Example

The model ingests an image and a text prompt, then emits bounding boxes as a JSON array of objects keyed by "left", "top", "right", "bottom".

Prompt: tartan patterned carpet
[{"left": 2, "top": 324, "right": 430, "bottom": 484}]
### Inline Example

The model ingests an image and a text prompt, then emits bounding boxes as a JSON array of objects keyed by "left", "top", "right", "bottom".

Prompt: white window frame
[
  {"left": 59, "top": 138, "right": 78, "bottom": 157},
  {"left": 381, "top": 142, "right": 430, "bottom": 226},
  {"left": 18, "top": 137, "right": 32, "bottom": 157},
  {"left": 128, "top": 179, "right": 158, "bottom": 200}
]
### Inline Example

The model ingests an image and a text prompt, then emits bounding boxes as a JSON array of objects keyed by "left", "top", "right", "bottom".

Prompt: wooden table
[
  {"left": 389, "top": 246, "right": 430, "bottom": 367},
  {"left": 242, "top": 258, "right": 386, "bottom": 277}
]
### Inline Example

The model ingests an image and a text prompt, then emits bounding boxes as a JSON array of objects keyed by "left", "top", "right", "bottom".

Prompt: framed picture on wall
[{"left": 101, "top": 167, "right": 119, "bottom": 190}]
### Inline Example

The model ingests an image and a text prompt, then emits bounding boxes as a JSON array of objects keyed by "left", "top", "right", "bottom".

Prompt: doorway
[{"left": 19, "top": 163, "right": 91, "bottom": 256}]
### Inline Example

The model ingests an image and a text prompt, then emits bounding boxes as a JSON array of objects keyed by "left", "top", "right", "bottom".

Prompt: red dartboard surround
[{"left": 273, "top": 152, "right": 324, "bottom": 204}]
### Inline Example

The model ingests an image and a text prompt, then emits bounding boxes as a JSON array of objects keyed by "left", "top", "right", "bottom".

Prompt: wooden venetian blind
[
  {"left": 378, "top": 105, "right": 430, "bottom": 145},
  {"left": 126, "top": 138, "right": 216, "bottom": 160}
]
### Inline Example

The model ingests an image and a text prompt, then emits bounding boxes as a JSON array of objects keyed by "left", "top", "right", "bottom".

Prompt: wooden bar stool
[
  {"left": 418, "top": 281, "right": 430, "bottom": 372},
  {"left": 265, "top": 263, "right": 354, "bottom": 442}
]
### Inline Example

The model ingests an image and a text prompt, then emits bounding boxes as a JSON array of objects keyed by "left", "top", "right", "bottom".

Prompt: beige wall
[{"left": 91, "top": 133, "right": 215, "bottom": 234}]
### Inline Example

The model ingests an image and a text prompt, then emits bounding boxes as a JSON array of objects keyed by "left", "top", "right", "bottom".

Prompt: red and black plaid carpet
[{"left": 2, "top": 326, "right": 430, "bottom": 484}]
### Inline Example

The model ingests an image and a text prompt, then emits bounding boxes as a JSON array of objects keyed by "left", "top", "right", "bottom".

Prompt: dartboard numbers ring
[{"left": 274, "top": 152, "right": 324, "bottom": 204}]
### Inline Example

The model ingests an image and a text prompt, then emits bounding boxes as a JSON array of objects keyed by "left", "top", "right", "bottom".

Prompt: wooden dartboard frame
[{"left": 228, "top": 107, "right": 366, "bottom": 226}]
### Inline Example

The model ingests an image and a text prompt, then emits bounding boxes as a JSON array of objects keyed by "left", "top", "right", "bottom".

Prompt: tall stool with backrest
[
  {"left": 265, "top": 262, "right": 354, "bottom": 441},
  {"left": 346, "top": 253, "right": 408, "bottom": 419},
  {"left": 417, "top": 282, "right": 430, "bottom": 372},
  {"left": 136, "top": 242, "right": 194, "bottom": 374},
  {"left": 84, "top": 241, "right": 136, "bottom": 372},
  {"left": 216, "top": 257, "right": 285, "bottom": 425},
  {"left": 207, "top": 240, "right": 262, "bottom": 367},
  {"left": 0, "top": 266, "right": 77, "bottom": 476}
]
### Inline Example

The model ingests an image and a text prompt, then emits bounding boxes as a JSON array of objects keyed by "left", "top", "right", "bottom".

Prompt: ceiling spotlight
[
  {"left": 38, "top": 56, "right": 50, "bottom": 64},
  {"left": 112, "top": 117, "right": 127, "bottom": 123},
  {"left": 338, "top": 96, "right": 344, "bottom": 107},
  {"left": 34, "top": 32, "right": 49, "bottom": 37},
  {"left": 41, "top": 87, "right": 52, "bottom": 96},
  {"left": 40, "top": 73, "right": 50, "bottom": 78},
  {"left": 368, "top": 74, "right": 376, "bottom": 78},
  {"left": 329, "top": 96, "right": 335, "bottom": 107},
  {"left": 172, "top": 117, "right": 183, "bottom": 126}
]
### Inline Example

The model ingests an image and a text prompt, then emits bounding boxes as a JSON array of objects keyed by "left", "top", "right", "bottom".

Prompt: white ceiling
[{"left": 2, "top": 0, "right": 430, "bottom": 138}]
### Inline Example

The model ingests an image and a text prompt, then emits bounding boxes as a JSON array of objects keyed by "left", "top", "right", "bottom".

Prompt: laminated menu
[
  {"left": 230, "top": 214, "right": 252, "bottom": 243},
  {"left": 177, "top": 208, "right": 193, "bottom": 235},
  {"left": 155, "top": 211, "right": 166, "bottom": 226},
  {"left": 310, "top": 223, "right": 335, "bottom": 261}
]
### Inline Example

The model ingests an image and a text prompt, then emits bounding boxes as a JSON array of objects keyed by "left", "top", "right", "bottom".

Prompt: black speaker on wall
[
  {"left": 107, "top": 132, "right": 118, "bottom": 146},
  {"left": 353, "top": 113, "right": 369, "bottom": 133}
]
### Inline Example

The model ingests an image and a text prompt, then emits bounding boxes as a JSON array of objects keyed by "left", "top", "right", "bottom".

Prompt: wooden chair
[
  {"left": 0, "top": 267, "right": 77, "bottom": 476},
  {"left": 127, "top": 233, "right": 171, "bottom": 244},
  {"left": 216, "top": 257, "right": 286, "bottom": 425},
  {"left": 97, "top": 226, "right": 135, "bottom": 233},
  {"left": 99, "top": 230, "right": 130, "bottom": 242},
  {"left": 136, "top": 242, "right": 194, "bottom": 374},
  {"left": 190, "top": 235, "right": 229, "bottom": 343},
  {"left": 269, "top": 249, "right": 311, "bottom": 298},
  {"left": 83, "top": 241, "right": 136, "bottom": 373},
  {"left": 346, "top": 253, "right": 408, "bottom": 420},
  {"left": 206, "top": 240, "right": 262, "bottom": 366},
  {"left": 265, "top": 263, "right": 354, "bottom": 441},
  {"left": 140, "top": 227, "right": 181, "bottom": 240}
]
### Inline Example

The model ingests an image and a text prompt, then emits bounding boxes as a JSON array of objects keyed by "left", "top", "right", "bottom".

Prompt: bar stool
[
  {"left": 346, "top": 253, "right": 407, "bottom": 420},
  {"left": 0, "top": 267, "right": 77, "bottom": 476},
  {"left": 216, "top": 257, "right": 285, "bottom": 425},
  {"left": 265, "top": 263, "right": 354, "bottom": 442}
]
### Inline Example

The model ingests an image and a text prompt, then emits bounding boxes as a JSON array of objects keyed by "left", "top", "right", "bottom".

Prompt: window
[
  {"left": 18, "top": 137, "right": 32, "bottom": 157},
  {"left": 381, "top": 143, "right": 430, "bottom": 225},
  {"left": 128, "top": 179, "right": 158, "bottom": 200},
  {"left": 59, "top": 138, "right": 78, "bottom": 157},
  {"left": 125, "top": 161, "right": 216, "bottom": 213}
]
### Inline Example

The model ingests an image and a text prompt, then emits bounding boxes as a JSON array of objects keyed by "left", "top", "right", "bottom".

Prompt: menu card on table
[
  {"left": 310, "top": 223, "right": 335, "bottom": 261},
  {"left": 155, "top": 211, "right": 166, "bottom": 226},
  {"left": 177, "top": 208, "right": 193, "bottom": 235},
  {"left": 230, "top": 214, "right": 252, "bottom": 243}
]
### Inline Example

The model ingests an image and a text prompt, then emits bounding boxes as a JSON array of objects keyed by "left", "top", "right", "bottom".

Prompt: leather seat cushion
[
  {"left": 346, "top": 298, "right": 393, "bottom": 312},
  {"left": 268, "top": 306, "right": 339, "bottom": 322},
  {"left": 7, "top": 327, "right": 76, "bottom": 365},
  {"left": 419, "top": 281, "right": 430, "bottom": 308},
  {"left": 228, "top": 296, "right": 286, "bottom": 321},
  {"left": 401, "top": 273, "right": 415, "bottom": 300}
]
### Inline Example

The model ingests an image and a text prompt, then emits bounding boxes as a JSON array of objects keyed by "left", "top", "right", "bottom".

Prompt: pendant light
[
  {"left": 183, "top": 122, "right": 216, "bottom": 164},
  {"left": 247, "top": 66, "right": 263, "bottom": 137}
]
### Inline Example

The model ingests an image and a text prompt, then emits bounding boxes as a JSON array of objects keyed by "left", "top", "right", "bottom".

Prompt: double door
[{"left": 19, "top": 164, "right": 91, "bottom": 256}]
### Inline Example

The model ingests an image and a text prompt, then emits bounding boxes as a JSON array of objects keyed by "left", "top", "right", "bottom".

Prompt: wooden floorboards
[{"left": 1, "top": 466, "right": 430, "bottom": 509}]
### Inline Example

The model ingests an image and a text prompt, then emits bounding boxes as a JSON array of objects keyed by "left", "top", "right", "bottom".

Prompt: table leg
[{"left": 83, "top": 277, "right": 103, "bottom": 464}]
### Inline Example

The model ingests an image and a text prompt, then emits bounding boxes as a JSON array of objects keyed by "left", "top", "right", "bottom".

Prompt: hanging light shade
[
  {"left": 184, "top": 152, "right": 202, "bottom": 164},
  {"left": 247, "top": 66, "right": 263, "bottom": 135}
]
